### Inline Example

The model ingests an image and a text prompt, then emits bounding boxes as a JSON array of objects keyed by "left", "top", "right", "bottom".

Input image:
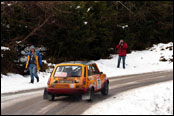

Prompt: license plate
[{"left": 59, "top": 80, "right": 73, "bottom": 83}]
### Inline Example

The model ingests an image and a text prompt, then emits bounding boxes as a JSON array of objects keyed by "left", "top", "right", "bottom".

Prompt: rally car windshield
[{"left": 54, "top": 66, "right": 82, "bottom": 78}]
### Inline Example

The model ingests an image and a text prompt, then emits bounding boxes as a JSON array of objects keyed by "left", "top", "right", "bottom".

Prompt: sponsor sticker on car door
[
  {"left": 96, "top": 74, "right": 101, "bottom": 89},
  {"left": 97, "top": 78, "right": 101, "bottom": 89}
]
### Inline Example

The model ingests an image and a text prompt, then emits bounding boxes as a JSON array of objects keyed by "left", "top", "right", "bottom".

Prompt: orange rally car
[{"left": 43, "top": 61, "right": 109, "bottom": 101}]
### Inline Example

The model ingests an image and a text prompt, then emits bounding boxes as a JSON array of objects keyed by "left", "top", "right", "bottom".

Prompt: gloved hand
[{"left": 24, "top": 68, "right": 29, "bottom": 73}]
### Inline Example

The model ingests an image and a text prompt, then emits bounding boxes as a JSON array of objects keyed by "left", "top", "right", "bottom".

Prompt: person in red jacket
[{"left": 116, "top": 40, "right": 128, "bottom": 69}]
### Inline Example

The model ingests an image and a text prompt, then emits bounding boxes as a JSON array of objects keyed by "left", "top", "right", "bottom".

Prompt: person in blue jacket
[{"left": 26, "top": 45, "right": 42, "bottom": 83}]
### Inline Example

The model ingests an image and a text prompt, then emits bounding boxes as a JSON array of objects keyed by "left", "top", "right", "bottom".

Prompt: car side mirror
[{"left": 100, "top": 72, "right": 103, "bottom": 74}]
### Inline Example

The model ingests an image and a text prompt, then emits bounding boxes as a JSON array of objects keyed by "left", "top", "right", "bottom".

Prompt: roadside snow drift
[
  {"left": 93, "top": 42, "right": 173, "bottom": 77},
  {"left": 1, "top": 72, "right": 50, "bottom": 94},
  {"left": 82, "top": 81, "right": 173, "bottom": 115}
]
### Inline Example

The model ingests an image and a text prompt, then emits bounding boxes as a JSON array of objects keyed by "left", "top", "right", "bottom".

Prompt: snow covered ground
[
  {"left": 93, "top": 42, "right": 173, "bottom": 77},
  {"left": 1, "top": 42, "right": 173, "bottom": 94},
  {"left": 82, "top": 81, "right": 173, "bottom": 115},
  {"left": 1, "top": 72, "right": 50, "bottom": 94}
]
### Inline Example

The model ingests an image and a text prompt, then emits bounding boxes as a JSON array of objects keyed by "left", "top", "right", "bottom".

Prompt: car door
[
  {"left": 87, "top": 65, "right": 96, "bottom": 89},
  {"left": 91, "top": 64, "right": 104, "bottom": 91},
  {"left": 87, "top": 64, "right": 104, "bottom": 91}
]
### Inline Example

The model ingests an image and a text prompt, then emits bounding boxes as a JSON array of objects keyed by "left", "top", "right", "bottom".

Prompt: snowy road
[{"left": 1, "top": 70, "right": 173, "bottom": 115}]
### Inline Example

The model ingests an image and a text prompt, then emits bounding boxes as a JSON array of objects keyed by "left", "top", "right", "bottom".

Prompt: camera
[{"left": 120, "top": 42, "right": 124, "bottom": 46}]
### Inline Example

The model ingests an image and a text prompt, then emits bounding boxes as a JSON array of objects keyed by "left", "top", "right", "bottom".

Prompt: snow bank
[
  {"left": 82, "top": 81, "right": 173, "bottom": 115},
  {"left": 92, "top": 42, "right": 173, "bottom": 77},
  {"left": 1, "top": 72, "right": 50, "bottom": 94}
]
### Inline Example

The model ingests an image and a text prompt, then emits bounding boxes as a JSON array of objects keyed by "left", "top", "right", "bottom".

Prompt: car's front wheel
[{"left": 101, "top": 82, "right": 109, "bottom": 96}]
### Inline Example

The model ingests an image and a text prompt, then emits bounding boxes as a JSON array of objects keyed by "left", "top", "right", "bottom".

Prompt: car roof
[{"left": 58, "top": 61, "right": 94, "bottom": 65}]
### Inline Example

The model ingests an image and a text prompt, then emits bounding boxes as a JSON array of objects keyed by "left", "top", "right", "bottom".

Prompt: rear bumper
[{"left": 46, "top": 88, "right": 88, "bottom": 96}]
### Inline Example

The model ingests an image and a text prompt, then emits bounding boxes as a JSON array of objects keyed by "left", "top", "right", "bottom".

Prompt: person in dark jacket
[
  {"left": 116, "top": 40, "right": 128, "bottom": 69},
  {"left": 26, "top": 45, "right": 42, "bottom": 83}
]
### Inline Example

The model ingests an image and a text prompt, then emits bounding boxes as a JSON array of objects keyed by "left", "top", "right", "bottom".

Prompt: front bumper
[{"left": 47, "top": 88, "right": 88, "bottom": 96}]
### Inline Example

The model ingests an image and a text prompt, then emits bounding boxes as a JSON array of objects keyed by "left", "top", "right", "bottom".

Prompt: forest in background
[{"left": 1, "top": 1, "right": 173, "bottom": 75}]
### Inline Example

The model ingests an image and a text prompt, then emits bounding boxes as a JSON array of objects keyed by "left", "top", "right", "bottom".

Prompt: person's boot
[
  {"left": 30, "top": 80, "right": 34, "bottom": 84},
  {"left": 36, "top": 77, "right": 39, "bottom": 82}
]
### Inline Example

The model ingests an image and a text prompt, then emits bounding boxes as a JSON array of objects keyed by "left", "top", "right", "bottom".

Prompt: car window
[
  {"left": 88, "top": 64, "right": 99, "bottom": 76},
  {"left": 88, "top": 65, "right": 93, "bottom": 76},
  {"left": 91, "top": 64, "right": 100, "bottom": 74},
  {"left": 54, "top": 65, "right": 82, "bottom": 77}
]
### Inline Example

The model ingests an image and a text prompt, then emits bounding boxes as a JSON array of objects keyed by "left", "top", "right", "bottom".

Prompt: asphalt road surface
[{"left": 1, "top": 70, "right": 173, "bottom": 115}]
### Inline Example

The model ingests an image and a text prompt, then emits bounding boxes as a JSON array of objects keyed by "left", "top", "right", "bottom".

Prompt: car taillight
[
  {"left": 47, "top": 77, "right": 51, "bottom": 85},
  {"left": 83, "top": 78, "right": 86, "bottom": 85}
]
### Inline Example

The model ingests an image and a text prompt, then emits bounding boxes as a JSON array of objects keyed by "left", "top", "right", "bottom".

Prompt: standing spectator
[{"left": 116, "top": 40, "right": 128, "bottom": 69}]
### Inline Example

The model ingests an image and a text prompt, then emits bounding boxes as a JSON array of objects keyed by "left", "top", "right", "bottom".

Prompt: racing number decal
[{"left": 97, "top": 79, "right": 101, "bottom": 89}]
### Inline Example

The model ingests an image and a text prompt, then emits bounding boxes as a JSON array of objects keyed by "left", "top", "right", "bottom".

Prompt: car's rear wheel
[
  {"left": 87, "top": 88, "right": 94, "bottom": 102},
  {"left": 43, "top": 88, "right": 55, "bottom": 101},
  {"left": 43, "top": 88, "right": 48, "bottom": 100},
  {"left": 101, "top": 82, "right": 109, "bottom": 96},
  {"left": 49, "top": 95, "right": 55, "bottom": 101}
]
